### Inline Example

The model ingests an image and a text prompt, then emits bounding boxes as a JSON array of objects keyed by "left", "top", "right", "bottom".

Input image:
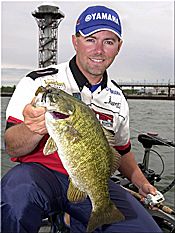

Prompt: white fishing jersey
[{"left": 6, "top": 56, "right": 131, "bottom": 173}]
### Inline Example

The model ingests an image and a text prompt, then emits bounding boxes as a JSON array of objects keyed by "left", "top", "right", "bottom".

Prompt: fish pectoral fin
[
  {"left": 43, "top": 137, "right": 58, "bottom": 155},
  {"left": 67, "top": 179, "right": 87, "bottom": 202},
  {"left": 110, "top": 147, "right": 121, "bottom": 175},
  {"left": 87, "top": 201, "right": 125, "bottom": 233}
]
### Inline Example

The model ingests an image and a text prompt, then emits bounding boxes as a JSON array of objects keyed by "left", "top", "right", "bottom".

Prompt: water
[{"left": 1, "top": 97, "right": 174, "bottom": 208}]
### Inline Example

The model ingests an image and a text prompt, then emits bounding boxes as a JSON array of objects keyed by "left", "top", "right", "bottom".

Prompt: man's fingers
[{"left": 31, "top": 97, "right": 36, "bottom": 106}]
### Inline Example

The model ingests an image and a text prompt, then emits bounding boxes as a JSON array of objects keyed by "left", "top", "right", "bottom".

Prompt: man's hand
[
  {"left": 139, "top": 183, "right": 157, "bottom": 198},
  {"left": 139, "top": 183, "right": 158, "bottom": 209},
  {"left": 119, "top": 151, "right": 158, "bottom": 203},
  {"left": 23, "top": 98, "right": 48, "bottom": 135}
]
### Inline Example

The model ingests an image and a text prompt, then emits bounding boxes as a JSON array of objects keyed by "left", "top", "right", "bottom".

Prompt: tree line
[{"left": 1, "top": 85, "right": 16, "bottom": 93}]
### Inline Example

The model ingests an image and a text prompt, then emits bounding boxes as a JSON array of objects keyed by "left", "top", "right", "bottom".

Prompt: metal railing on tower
[{"left": 32, "top": 2, "right": 65, "bottom": 68}]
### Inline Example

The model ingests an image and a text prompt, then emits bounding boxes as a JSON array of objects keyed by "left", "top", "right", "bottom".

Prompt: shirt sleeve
[
  {"left": 113, "top": 95, "right": 131, "bottom": 155},
  {"left": 6, "top": 76, "right": 38, "bottom": 121}
]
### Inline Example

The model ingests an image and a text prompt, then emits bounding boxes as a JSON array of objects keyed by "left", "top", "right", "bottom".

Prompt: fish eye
[{"left": 50, "top": 94, "right": 57, "bottom": 103}]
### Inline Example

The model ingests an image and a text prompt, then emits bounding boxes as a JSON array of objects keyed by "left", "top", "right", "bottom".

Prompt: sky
[{"left": 1, "top": 0, "right": 174, "bottom": 86}]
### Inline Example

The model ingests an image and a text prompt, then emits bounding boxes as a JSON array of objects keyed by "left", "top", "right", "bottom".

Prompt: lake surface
[{"left": 1, "top": 97, "right": 174, "bottom": 208}]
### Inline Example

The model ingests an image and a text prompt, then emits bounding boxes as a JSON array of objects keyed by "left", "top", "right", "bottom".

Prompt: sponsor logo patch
[
  {"left": 104, "top": 96, "right": 121, "bottom": 109},
  {"left": 106, "top": 87, "right": 121, "bottom": 95},
  {"left": 84, "top": 12, "right": 120, "bottom": 25},
  {"left": 93, "top": 110, "right": 113, "bottom": 128},
  {"left": 44, "top": 80, "right": 66, "bottom": 90}
]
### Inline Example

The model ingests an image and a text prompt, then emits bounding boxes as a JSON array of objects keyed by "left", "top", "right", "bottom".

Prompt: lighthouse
[{"left": 32, "top": 2, "right": 65, "bottom": 68}]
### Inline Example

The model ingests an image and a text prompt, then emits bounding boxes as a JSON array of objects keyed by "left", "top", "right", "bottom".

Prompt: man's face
[{"left": 72, "top": 30, "right": 122, "bottom": 83}]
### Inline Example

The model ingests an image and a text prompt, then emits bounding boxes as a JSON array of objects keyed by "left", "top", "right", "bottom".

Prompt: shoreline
[
  {"left": 125, "top": 95, "right": 175, "bottom": 101},
  {"left": 1, "top": 93, "right": 175, "bottom": 100}
]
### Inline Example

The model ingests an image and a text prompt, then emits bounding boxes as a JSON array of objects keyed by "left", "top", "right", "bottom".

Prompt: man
[{"left": 2, "top": 5, "right": 162, "bottom": 233}]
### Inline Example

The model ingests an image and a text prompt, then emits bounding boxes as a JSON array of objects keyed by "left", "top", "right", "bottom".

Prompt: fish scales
[
  {"left": 54, "top": 102, "right": 111, "bottom": 192},
  {"left": 35, "top": 86, "right": 125, "bottom": 232}
]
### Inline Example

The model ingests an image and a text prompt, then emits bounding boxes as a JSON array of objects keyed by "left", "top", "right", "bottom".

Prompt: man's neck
[{"left": 86, "top": 76, "right": 103, "bottom": 85}]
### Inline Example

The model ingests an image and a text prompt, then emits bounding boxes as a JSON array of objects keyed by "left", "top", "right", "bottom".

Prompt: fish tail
[{"left": 86, "top": 201, "right": 125, "bottom": 233}]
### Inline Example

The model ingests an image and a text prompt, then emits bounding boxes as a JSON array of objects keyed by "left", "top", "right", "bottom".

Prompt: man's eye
[
  {"left": 105, "top": 41, "right": 114, "bottom": 45},
  {"left": 86, "top": 38, "right": 95, "bottom": 43}
]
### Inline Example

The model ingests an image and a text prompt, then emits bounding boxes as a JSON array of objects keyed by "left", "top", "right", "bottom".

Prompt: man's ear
[
  {"left": 118, "top": 40, "right": 123, "bottom": 53},
  {"left": 72, "top": 35, "right": 78, "bottom": 51}
]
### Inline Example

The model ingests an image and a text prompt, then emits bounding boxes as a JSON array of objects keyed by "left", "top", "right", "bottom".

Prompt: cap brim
[{"left": 79, "top": 25, "right": 122, "bottom": 40}]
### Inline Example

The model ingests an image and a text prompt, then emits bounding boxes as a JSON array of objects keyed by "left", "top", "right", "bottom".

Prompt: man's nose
[{"left": 94, "top": 42, "right": 104, "bottom": 54}]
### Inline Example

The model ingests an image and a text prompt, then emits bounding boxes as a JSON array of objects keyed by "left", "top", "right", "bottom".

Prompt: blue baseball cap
[{"left": 75, "top": 5, "right": 122, "bottom": 39}]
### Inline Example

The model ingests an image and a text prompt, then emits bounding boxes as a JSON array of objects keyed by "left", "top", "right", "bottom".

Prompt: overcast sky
[{"left": 1, "top": 1, "right": 174, "bottom": 86}]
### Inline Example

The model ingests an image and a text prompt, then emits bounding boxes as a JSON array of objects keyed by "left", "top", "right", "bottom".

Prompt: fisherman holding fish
[{"left": 2, "top": 5, "right": 162, "bottom": 233}]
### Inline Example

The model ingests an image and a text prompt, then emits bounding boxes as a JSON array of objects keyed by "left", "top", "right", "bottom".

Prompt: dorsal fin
[
  {"left": 110, "top": 147, "right": 121, "bottom": 175},
  {"left": 102, "top": 127, "right": 116, "bottom": 147}
]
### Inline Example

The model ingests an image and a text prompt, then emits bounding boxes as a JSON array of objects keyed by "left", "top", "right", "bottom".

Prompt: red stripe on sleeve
[
  {"left": 7, "top": 116, "right": 23, "bottom": 124},
  {"left": 113, "top": 140, "right": 131, "bottom": 155}
]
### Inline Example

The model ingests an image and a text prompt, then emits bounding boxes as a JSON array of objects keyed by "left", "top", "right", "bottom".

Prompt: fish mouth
[{"left": 49, "top": 111, "right": 69, "bottom": 120}]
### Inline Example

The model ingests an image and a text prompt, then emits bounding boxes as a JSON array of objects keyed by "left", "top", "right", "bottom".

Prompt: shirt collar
[{"left": 69, "top": 55, "right": 108, "bottom": 92}]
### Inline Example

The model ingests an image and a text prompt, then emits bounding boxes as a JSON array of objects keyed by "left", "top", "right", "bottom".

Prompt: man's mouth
[{"left": 90, "top": 58, "right": 104, "bottom": 63}]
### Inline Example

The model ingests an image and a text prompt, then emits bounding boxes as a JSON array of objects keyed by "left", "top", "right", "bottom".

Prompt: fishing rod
[{"left": 123, "top": 187, "right": 175, "bottom": 216}]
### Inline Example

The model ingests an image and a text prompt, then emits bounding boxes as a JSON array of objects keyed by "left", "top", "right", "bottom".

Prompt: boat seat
[{"left": 138, "top": 133, "right": 173, "bottom": 148}]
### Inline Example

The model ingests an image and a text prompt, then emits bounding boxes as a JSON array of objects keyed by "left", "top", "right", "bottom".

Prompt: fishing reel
[{"left": 144, "top": 191, "right": 165, "bottom": 206}]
